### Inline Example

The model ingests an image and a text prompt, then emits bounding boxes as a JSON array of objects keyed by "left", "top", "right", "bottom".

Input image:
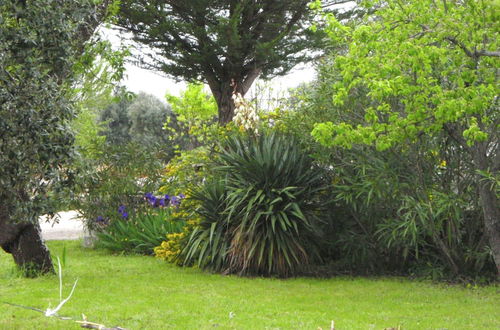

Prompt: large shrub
[
  {"left": 310, "top": 0, "right": 499, "bottom": 277},
  {"left": 277, "top": 55, "right": 495, "bottom": 280},
  {"left": 182, "top": 132, "right": 333, "bottom": 277}
]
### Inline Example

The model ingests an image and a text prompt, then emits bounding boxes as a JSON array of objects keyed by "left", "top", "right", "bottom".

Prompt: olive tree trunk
[{"left": 0, "top": 209, "right": 53, "bottom": 276}]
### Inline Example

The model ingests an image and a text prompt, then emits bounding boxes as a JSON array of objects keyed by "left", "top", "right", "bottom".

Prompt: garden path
[{"left": 39, "top": 211, "right": 85, "bottom": 241}]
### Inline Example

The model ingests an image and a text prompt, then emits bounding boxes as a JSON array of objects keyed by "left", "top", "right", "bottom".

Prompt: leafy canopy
[
  {"left": 311, "top": 0, "right": 499, "bottom": 150},
  {"left": 116, "top": 0, "right": 337, "bottom": 123},
  {"left": 118, "top": 0, "right": 322, "bottom": 81},
  {"left": 166, "top": 83, "right": 217, "bottom": 122},
  {"left": 0, "top": 0, "right": 115, "bottom": 221}
]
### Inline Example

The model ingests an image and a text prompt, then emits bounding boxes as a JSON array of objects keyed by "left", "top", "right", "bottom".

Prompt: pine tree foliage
[{"left": 116, "top": 0, "right": 349, "bottom": 123}]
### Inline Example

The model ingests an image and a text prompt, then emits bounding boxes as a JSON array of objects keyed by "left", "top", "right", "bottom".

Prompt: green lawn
[{"left": 0, "top": 241, "right": 498, "bottom": 329}]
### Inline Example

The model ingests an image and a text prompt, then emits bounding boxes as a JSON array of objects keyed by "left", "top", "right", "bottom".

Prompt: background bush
[
  {"left": 73, "top": 142, "right": 165, "bottom": 231},
  {"left": 276, "top": 57, "right": 496, "bottom": 280}
]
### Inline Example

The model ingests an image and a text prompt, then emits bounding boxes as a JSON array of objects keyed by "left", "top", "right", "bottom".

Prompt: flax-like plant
[
  {"left": 97, "top": 209, "right": 185, "bottom": 255},
  {"left": 184, "top": 132, "right": 332, "bottom": 277}
]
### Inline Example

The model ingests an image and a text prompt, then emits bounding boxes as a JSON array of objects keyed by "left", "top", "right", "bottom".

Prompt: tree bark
[
  {"left": 478, "top": 181, "right": 500, "bottom": 276},
  {"left": 217, "top": 82, "right": 236, "bottom": 125},
  {"left": 208, "top": 80, "right": 237, "bottom": 125},
  {"left": 207, "top": 69, "right": 262, "bottom": 125},
  {"left": 473, "top": 143, "right": 500, "bottom": 276},
  {"left": 0, "top": 208, "right": 54, "bottom": 276}
]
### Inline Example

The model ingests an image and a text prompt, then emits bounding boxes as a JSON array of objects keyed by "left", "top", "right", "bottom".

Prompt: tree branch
[
  {"left": 241, "top": 68, "right": 262, "bottom": 95},
  {"left": 445, "top": 36, "right": 500, "bottom": 58},
  {"left": 476, "top": 50, "right": 500, "bottom": 57}
]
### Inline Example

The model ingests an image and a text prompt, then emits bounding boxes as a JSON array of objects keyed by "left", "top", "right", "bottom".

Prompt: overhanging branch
[{"left": 445, "top": 36, "right": 500, "bottom": 58}]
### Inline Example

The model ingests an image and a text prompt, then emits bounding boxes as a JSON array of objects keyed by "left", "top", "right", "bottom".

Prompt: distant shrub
[{"left": 73, "top": 142, "right": 165, "bottom": 232}]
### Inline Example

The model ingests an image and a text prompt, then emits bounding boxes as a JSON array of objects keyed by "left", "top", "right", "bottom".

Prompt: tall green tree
[
  {"left": 117, "top": 0, "right": 340, "bottom": 124},
  {"left": 311, "top": 0, "right": 500, "bottom": 274},
  {"left": 0, "top": 0, "right": 115, "bottom": 275}
]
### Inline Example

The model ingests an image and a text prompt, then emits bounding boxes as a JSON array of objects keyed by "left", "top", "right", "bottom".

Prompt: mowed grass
[{"left": 0, "top": 241, "right": 498, "bottom": 329}]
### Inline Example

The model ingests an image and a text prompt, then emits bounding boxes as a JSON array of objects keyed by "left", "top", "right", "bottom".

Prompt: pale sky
[{"left": 121, "top": 53, "right": 316, "bottom": 101}]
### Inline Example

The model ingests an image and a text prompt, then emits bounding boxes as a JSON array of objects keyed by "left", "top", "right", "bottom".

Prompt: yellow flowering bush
[
  {"left": 154, "top": 198, "right": 202, "bottom": 265},
  {"left": 160, "top": 147, "right": 212, "bottom": 195},
  {"left": 160, "top": 123, "right": 238, "bottom": 195},
  {"left": 154, "top": 232, "right": 186, "bottom": 263}
]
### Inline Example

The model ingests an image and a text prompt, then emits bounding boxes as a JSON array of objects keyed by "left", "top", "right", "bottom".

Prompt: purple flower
[
  {"left": 95, "top": 216, "right": 109, "bottom": 224},
  {"left": 164, "top": 194, "right": 170, "bottom": 201},
  {"left": 170, "top": 196, "right": 180, "bottom": 207},
  {"left": 118, "top": 205, "right": 128, "bottom": 219},
  {"left": 178, "top": 193, "right": 186, "bottom": 199},
  {"left": 159, "top": 198, "right": 166, "bottom": 207},
  {"left": 149, "top": 196, "right": 157, "bottom": 207}
]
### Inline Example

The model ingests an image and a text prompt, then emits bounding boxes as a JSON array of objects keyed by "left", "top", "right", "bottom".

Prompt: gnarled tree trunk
[
  {"left": 215, "top": 85, "right": 236, "bottom": 125},
  {"left": 0, "top": 207, "right": 53, "bottom": 276}
]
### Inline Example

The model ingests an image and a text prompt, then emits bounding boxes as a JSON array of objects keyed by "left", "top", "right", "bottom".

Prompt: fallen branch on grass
[
  {"left": 4, "top": 257, "right": 126, "bottom": 329},
  {"left": 77, "top": 314, "right": 127, "bottom": 330}
]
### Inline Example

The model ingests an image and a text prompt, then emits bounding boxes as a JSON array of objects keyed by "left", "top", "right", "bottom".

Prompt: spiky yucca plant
[
  {"left": 181, "top": 180, "right": 231, "bottom": 271},
  {"left": 184, "top": 132, "right": 332, "bottom": 277}
]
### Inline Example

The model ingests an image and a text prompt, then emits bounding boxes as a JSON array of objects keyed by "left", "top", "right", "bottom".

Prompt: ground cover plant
[{"left": 0, "top": 241, "right": 499, "bottom": 329}]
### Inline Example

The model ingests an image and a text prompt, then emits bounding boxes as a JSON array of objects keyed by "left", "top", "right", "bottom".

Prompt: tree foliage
[
  {"left": 167, "top": 83, "right": 217, "bottom": 122},
  {"left": 0, "top": 0, "right": 112, "bottom": 222},
  {"left": 98, "top": 90, "right": 135, "bottom": 145},
  {"left": 0, "top": 0, "right": 117, "bottom": 275},
  {"left": 127, "top": 92, "right": 173, "bottom": 146},
  {"left": 116, "top": 0, "right": 338, "bottom": 123},
  {"left": 311, "top": 0, "right": 500, "bottom": 274},
  {"left": 277, "top": 65, "right": 491, "bottom": 278},
  {"left": 99, "top": 91, "right": 175, "bottom": 150},
  {"left": 164, "top": 83, "right": 219, "bottom": 150}
]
